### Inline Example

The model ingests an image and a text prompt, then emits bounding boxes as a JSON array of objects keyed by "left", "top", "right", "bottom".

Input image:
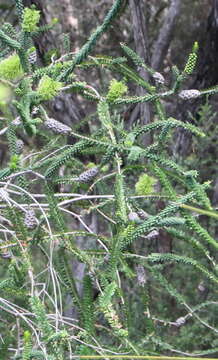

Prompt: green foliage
[
  {"left": 0, "top": 53, "right": 23, "bottom": 80},
  {"left": 183, "top": 41, "right": 198, "bottom": 74},
  {"left": 135, "top": 173, "right": 157, "bottom": 196},
  {"left": 58, "top": 0, "right": 124, "bottom": 80},
  {"left": 22, "top": 331, "right": 32, "bottom": 360},
  {"left": 97, "top": 99, "right": 111, "bottom": 128},
  {"left": 37, "top": 75, "right": 63, "bottom": 100},
  {"left": 22, "top": 7, "right": 41, "bottom": 32},
  {"left": 81, "top": 275, "right": 95, "bottom": 335},
  {"left": 115, "top": 173, "right": 128, "bottom": 222},
  {"left": 106, "top": 78, "right": 128, "bottom": 102},
  {"left": 99, "top": 281, "right": 128, "bottom": 338},
  {"left": 30, "top": 297, "right": 53, "bottom": 340},
  {"left": 15, "top": 0, "right": 24, "bottom": 23}
]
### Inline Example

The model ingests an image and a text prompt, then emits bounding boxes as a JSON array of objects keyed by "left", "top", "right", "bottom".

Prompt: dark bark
[
  {"left": 129, "top": 0, "right": 151, "bottom": 146},
  {"left": 193, "top": 0, "right": 218, "bottom": 89},
  {"left": 155, "top": 200, "right": 173, "bottom": 255},
  {"left": 58, "top": 0, "right": 79, "bottom": 45},
  {"left": 174, "top": 0, "right": 218, "bottom": 157},
  {"left": 151, "top": 0, "right": 181, "bottom": 71}
]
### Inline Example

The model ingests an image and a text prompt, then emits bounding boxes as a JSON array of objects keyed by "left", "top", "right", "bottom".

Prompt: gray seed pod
[
  {"left": 153, "top": 72, "right": 165, "bottom": 84},
  {"left": 44, "top": 118, "right": 72, "bottom": 135},
  {"left": 138, "top": 209, "right": 150, "bottom": 220},
  {"left": 12, "top": 117, "right": 21, "bottom": 126},
  {"left": 179, "top": 89, "right": 201, "bottom": 100},
  {"left": 198, "top": 281, "right": 206, "bottom": 292},
  {"left": 31, "top": 106, "right": 39, "bottom": 116},
  {"left": 1, "top": 252, "right": 11, "bottom": 259},
  {"left": 136, "top": 265, "right": 147, "bottom": 287},
  {"left": 24, "top": 209, "right": 38, "bottom": 230},
  {"left": 28, "top": 51, "right": 37, "bottom": 64},
  {"left": 145, "top": 230, "right": 159, "bottom": 239},
  {"left": 103, "top": 253, "right": 110, "bottom": 263},
  {"left": 77, "top": 167, "right": 99, "bottom": 183},
  {"left": 16, "top": 139, "right": 24, "bottom": 154},
  {"left": 128, "top": 211, "right": 141, "bottom": 223},
  {"left": 175, "top": 317, "right": 186, "bottom": 327}
]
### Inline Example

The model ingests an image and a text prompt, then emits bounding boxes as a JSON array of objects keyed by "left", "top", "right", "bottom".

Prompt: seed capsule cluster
[
  {"left": 137, "top": 209, "right": 150, "bottom": 220},
  {"left": 12, "top": 117, "right": 21, "bottom": 126},
  {"left": 153, "top": 72, "right": 165, "bottom": 84},
  {"left": 16, "top": 139, "right": 24, "bottom": 154},
  {"left": 1, "top": 252, "right": 11, "bottom": 259},
  {"left": 28, "top": 50, "right": 37, "bottom": 64},
  {"left": 31, "top": 106, "right": 39, "bottom": 116},
  {"left": 24, "top": 209, "right": 38, "bottom": 230},
  {"left": 179, "top": 89, "right": 201, "bottom": 100},
  {"left": 44, "top": 118, "right": 72, "bottom": 135},
  {"left": 128, "top": 211, "right": 140, "bottom": 223},
  {"left": 175, "top": 316, "right": 186, "bottom": 327},
  {"left": 136, "top": 265, "right": 146, "bottom": 287},
  {"left": 76, "top": 167, "right": 99, "bottom": 183}
]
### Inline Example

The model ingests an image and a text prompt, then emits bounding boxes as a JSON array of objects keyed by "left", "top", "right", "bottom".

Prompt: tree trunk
[
  {"left": 129, "top": 0, "right": 151, "bottom": 146},
  {"left": 151, "top": 0, "right": 181, "bottom": 71},
  {"left": 174, "top": 0, "right": 218, "bottom": 156}
]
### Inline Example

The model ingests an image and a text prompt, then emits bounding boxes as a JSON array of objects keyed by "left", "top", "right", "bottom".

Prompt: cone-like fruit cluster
[
  {"left": 179, "top": 89, "right": 201, "bottom": 100},
  {"left": 175, "top": 316, "right": 186, "bottom": 327},
  {"left": 44, "top": 118, "right": 72, "bottom": 135},
  {"left": 137, "top": 209, "right": 150, "bottom": 220},
  {"left": 31, "top": 107, "right": 39, "bottom": 116},
  {"left": 28, "top": 50, "right": 37, "bottom": 64},
  {"left": 136, "top": 265, "right": 146, "bottom": 287},
  {"left": 16, "top": 139, "right": 24, "bottom": 154},
  {"left": 24, "top": 209, "right": 38, "bottom": 230},
  {"left": 145, "top": 230, "right": 159, "bottom": 239},
  {"left": 76, "top": 167, "right": 99, "bottom": 183},
  {"left": 153, "top": 72, "right": 165, "bottom": 84},
  {"left": 128, "top": 211, "right": 141, "bottom": 223},
  {"left": 12, "top": 117, "right": 21, "bottom": 126},
  {"left": 0, "top": 251, "right": 11, "bottom": 259}
]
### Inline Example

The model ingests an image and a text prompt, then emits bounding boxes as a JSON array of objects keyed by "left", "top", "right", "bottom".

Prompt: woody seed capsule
[
  {"left": 77, "top": 167, "right": 99, "bottom": 183},
  {"left": 137, "top": 209, "right": 150, "bottom": 220},
  {"left": 179, "top": 89, "right": 201, "bottom": 100},
  {"left": 44, "top": 118, "right": 72, "bottom": 135},
  {"left": 31, "top": 106, "right": 39, "bottom": 116},
  {"left": 136, "top": 265, "right": 147, "bottom": 287},
  {"left": 24, "top": 209, "right": 38, "bottom": 230},
  {"left": 153, "top": 72, "right": 165, "bottom": 84},
  {"left": 175, "top": 317, "right": 186, "bottom": 327},
  {"left": 16, "top": 139, "right": 24, "bottom": 154},
  {"left": 28, "top": 50, "right": 37, "bottom": 64},
  {"left": 12, "top": 117, "right": 21, "bottom": 126},
  {"left": 1, "top": 252, "right": 11, "bottom": 259},
  {"left": 128, "top": 212, "right": 140, "bottom": 223}
]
